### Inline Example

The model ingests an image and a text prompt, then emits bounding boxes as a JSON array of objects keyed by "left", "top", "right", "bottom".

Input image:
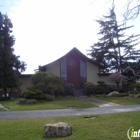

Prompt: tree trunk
[
  {"left": 116, "top": 82, "right": 120, "bottom": 92},
  {"left": 3, "top": 87, "right": 7, "bottom": 98}
]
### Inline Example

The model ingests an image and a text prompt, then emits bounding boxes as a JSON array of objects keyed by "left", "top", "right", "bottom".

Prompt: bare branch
[
  {"left": 123, "top": 0, "right": 140, "bottom": 22},
  {"left": 124, "top": 66, "right": 140, "bottom": 77}
]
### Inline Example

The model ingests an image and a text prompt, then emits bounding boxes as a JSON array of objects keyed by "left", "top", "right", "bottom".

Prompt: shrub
[
  {"left": 44, "top": 94, "right": 54, "bottom": 101},
  {"left": 26, "top": 72, "right": 65, "bottom": 97},
  {"left": 21, "top": 88, "right": 54, "bottom": 101},
  {"left": 64, "top": 83, "right": 74, "bottom": 96},
  {"left": 21, "top": 72, "right": 65, "bottom": 100},
  {"left": 95, "top": 81, "right": 107, "bottom": 94},
  {"left": 84, "top": 82, "right": 94, "bottom": 96},
  {"left": 46, "top": 83, "right": 65, "bottom": 96},
  {"left": 22, "top": 89, "right": 42, "bottom": 99},
  {"left": 129, "top": 90, "right": 140, "bottom": 95},
  {"left": 95, "top": 87, "right": 105, "bottom": 94},
  {"left": 131, "top": 83, "right": 140, "bottom": 91},
  {"left": 97, "top": 81, "right": 107, "bottom": 86},
  {"left": 116, "top": 93, "right": 130, "bottom": 97}
]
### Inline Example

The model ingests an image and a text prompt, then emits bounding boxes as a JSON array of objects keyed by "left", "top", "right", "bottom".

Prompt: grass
[
  {"left": 0, "top": 111, "right": 140, "bottom": 140},
  {"left": 0, "top": 96, "right": 97, "bottom": 111},
  {"left": 92, "top": 96, "right": 140, "bottom": 105}
]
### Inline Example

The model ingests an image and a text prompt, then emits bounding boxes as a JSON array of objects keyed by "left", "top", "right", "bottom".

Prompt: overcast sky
[{"left": 1, "top": 0, "right": 140, "bottom": 74}]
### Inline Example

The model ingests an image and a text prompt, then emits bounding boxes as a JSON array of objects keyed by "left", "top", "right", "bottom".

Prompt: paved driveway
[
  {"left": 78, "top": 96, "right": 121, "bottom": 107},
  {"left": 0, "top": 105, "right": 140, "bottom": 119}
]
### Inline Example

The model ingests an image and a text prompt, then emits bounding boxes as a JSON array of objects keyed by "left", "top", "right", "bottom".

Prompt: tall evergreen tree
[
  {"left": 0, "top": 12, "right": 26, "bottom": 97},
  {"left": 88, "top": 7, "right": 140, "bottom": 73}
]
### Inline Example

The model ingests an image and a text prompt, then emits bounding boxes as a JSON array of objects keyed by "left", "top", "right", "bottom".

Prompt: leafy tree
[
  {"left": 109, "top": 72, "right": 127, "bottom": 91},
  {"left": 84, "top": 82, "right": 94, "bottom": 96},
  {"left": 88, "top": 7, "right": 140, "bottom": 73},
  {"left": 0, "top": 12, "right": 26, "bottom": 97}
]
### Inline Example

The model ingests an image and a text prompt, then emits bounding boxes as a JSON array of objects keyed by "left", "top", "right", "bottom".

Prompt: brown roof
[{"left": 39, "top": 47, "right": 101, "bottom": 71}]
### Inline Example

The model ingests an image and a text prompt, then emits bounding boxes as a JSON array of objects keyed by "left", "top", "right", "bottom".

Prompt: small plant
[
  {"left": 113, "top": 93, "right": 129, "bottom": 97},
  {"left": 84, "top": 82, "right": 94, "bottom": 96},
  {"left": 55, "top": 84, "right": 64, "bottom": 95},
  {"left": 95, "top": 81, "right": 107, "bottom": 94},
  {"left": 129, "top": 90, "right": 140, "bottom": 95},
  {"left": 21, "top": 88, "right": 54, "bottom": 101},
  {"left": 64, "top": 83, "right": 74, "bottom": 96},
  {"left": 44, "top": 94, "right": 54, "bottom": 101},
  {"left": 131, "top": 83, "right": 140, "bottom": 91}
]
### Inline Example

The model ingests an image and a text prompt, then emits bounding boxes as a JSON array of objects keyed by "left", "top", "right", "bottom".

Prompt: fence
[{"left": 0, "top": 88, "right": 20, "bottom": 100}]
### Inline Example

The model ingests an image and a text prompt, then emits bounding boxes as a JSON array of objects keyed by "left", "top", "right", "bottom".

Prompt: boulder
[
  {"left": 18, "top": 98, "right": 38, "bottom": 104},
  {"left": 107, "top": 91, "right": 119, "bottom": 97},
  {"left": 18, "top": 98, "right": 27, "bottom": 104},
  {"left": 135, "top": 94, "right": 140, "bottom": 98},
  {"left": 129, "top": 94, "right": 135, "bottom": 97},
  {"left": 43, "top": 122, "right": 72, "bottom": 138},
  {"left": 26, "top": 99, "right": 38, "bottom": 104},
  {"left": 0, "top": 104, "right": 9, "bottom": 111}
]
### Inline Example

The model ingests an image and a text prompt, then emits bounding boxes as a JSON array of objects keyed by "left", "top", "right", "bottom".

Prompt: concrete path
[
  {"left": 78, "top": 96, "right": 121, "bottom": 107},
  {"left": 74, "top": 89, "right": 121, "bottom": 107},
  {"left": 0, "top": 105, "right": 140, "bottom": 119}
]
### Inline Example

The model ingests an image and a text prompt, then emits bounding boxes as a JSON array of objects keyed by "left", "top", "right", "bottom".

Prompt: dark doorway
[{"left": 67, "top": 58, "right": 80, "bottom": 88}]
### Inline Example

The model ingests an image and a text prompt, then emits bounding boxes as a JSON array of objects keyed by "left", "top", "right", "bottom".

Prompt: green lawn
[
  {"left": 92, "top": 96, "right": 140, "bottom": 105},
  {"left": 0, "top": 96, "right": 97, "bottom": 111},
  {"left": 0, "top": 111, "right": 140, "bottom": 140}
]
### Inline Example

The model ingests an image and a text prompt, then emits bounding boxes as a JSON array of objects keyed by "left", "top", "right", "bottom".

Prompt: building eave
[
  {"left": 39, "top": 47, "right": 102, "bottom": 70},
  {"left": 20, "top": 74, "right": 33, "bottom": 77}
]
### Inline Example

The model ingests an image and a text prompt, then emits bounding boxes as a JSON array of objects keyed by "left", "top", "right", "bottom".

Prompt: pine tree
[
  {"left": 88, "top": 7, "right": 140, "bottom": 73},
  {"left": 0, "top": 12, "right": 26, "bottom": 97}
]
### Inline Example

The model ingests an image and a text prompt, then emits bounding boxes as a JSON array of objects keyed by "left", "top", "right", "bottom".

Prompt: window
[
  {"left": 60, "top": 58, "right": 67, "bottom": 80},
  {"left": 80, "top": 60, "right": 86, "bottom": 78}
]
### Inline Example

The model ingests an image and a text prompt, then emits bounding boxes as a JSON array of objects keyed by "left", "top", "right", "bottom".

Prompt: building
[{"left": 35, "top": 47, "right": 112, "bottom": 89}]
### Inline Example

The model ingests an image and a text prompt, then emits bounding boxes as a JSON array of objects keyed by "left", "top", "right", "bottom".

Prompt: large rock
[
  {"left": 135, "top": 94, "right": 140, "bottom": 98},
  {"left": 26, "top": 99, "right": 38, "bottom": 104},
  {"left": 107, "top": 91, "right": 119, "bottom": 97},
  {"left": 43, "top": 122, "right": 72, "bottom": 138},
  {"left": 0, "top": 104, "right": 9, "bottom": 111},
  {"left": 18, "top": 98, "right": 27, "bottom": 104},
  {"left": 18, "top": 98, "right": 38, "bottom": 104},
  {"left": 129, "top": 94, "right": 135, "bottom": 97}
]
